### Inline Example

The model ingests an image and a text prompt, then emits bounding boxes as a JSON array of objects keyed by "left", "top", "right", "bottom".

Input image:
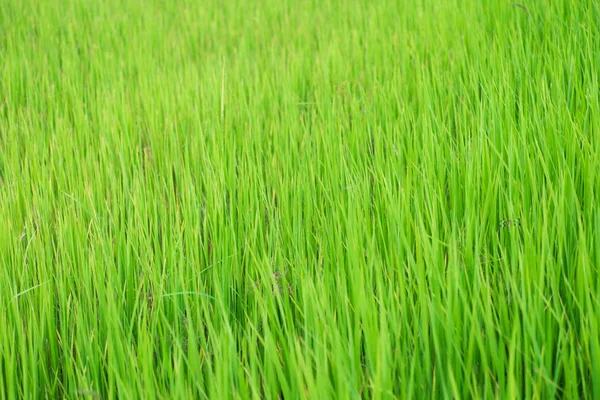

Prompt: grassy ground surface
[{"left": 1, "top": 0, "right": 599, "bottom": 398}]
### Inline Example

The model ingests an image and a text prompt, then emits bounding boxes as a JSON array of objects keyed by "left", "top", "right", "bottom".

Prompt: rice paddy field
[{"left": 1, "top": 0, "right": 599, "bottom": 398}]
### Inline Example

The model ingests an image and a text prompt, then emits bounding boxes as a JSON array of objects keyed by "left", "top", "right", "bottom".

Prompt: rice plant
[{"left": 1, "top": 0, "right": 599, "bottom": 398}]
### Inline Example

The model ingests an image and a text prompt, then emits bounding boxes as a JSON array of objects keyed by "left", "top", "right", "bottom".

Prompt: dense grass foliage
[{"left": 1, "top": 0, "right": 599, "bottom": 398}]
